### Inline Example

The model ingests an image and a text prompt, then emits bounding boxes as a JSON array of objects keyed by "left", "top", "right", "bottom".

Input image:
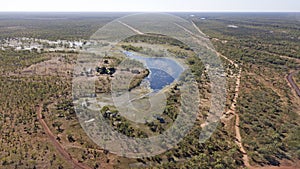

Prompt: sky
[{"left": 1, "top": 0, "right": 300, "bottom": 12}]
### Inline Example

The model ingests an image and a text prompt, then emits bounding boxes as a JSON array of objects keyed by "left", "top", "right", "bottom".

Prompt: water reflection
[{"left": 124, "top": 51, "right": 184, "bottom": 91}]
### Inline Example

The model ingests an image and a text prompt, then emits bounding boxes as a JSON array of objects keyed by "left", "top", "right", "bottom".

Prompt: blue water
[{"left": 123, "top": 51, "right": 184, "bottom": 91}]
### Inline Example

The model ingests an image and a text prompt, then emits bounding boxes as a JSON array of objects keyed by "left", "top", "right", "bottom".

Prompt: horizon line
[{"left": 0, "top": 11, "right": 299, "bottom": 13}]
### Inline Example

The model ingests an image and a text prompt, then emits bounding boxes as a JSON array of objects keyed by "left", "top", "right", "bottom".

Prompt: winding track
[
  {"left": 188, "top": 21, "right": 252, "bottom": 168},
  {"left": 36, "top": 104, "right": 91, "bottom": 169},
  {"left": 287, "top": 70, "right": 300, "bottom": 97}
]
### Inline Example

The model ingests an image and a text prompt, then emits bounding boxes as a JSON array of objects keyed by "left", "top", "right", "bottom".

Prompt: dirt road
[
  {"left": 287, "top": 70, "right": 300, "bottom": 97},
  {"left": 114, "top": 20, "right": 299, "bottom": 169},
  {"left": 118, "top": 21, "right": 144, "bottom": 35},
  {"left": 36, "top": 104, "right": 91, "bottom": 169},
  {"left": 228, "top": 68, "right": 251, "bottom": 168},
  {"left": 120, "top": 19, "right": 252, "bottom": 168}
]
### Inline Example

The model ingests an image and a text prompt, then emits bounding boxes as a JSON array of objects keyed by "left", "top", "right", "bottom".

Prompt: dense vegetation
[
  {"left": 192, "top": 13, "right": 300, "bottom": 167},
  {"left": 0, "top": 12, "right": 299, "bottom": 169},
  {"left": 237, "top": 74, "right": 300, "bottom": 165},
  {"left": 124, "top": 33, "right": 192, "bottom": 50},
  {"left": 190, "top": 14, "right": 300, "bottom": 67},
  {"left": 0, "top": 76, "right": 71, "bottom": 168},
  {"left": 0, "top": 50, "right": 48, "bottom": 73},
  {"left": 0, "top": 13, "right": 123, "bottom": 40}
]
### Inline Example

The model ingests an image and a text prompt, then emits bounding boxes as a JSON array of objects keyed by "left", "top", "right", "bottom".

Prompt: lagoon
[{"left": 124, "top": 51, "right": 184, "bottom": 91}]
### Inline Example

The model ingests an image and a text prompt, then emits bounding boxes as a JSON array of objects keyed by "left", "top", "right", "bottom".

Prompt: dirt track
[
  {"left": 36, "top": 104, "right": 91, "bottom": 169},
  {"left": 118, "top": 21, "right": 144, "bottom": 35},
  {"left": 121, "top": 19, "right": 252, "bottom": 168},
  {"left": 110, "top": 20, "right": 299, "bottom": 169},
  {"left": 287, "top": 70, "right": 300, "bottom": 97}
]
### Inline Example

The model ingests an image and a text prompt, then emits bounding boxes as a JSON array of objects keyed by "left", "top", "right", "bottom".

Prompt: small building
[{"left": 153, "top": 115, "right": 165, "bottom": 123}]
